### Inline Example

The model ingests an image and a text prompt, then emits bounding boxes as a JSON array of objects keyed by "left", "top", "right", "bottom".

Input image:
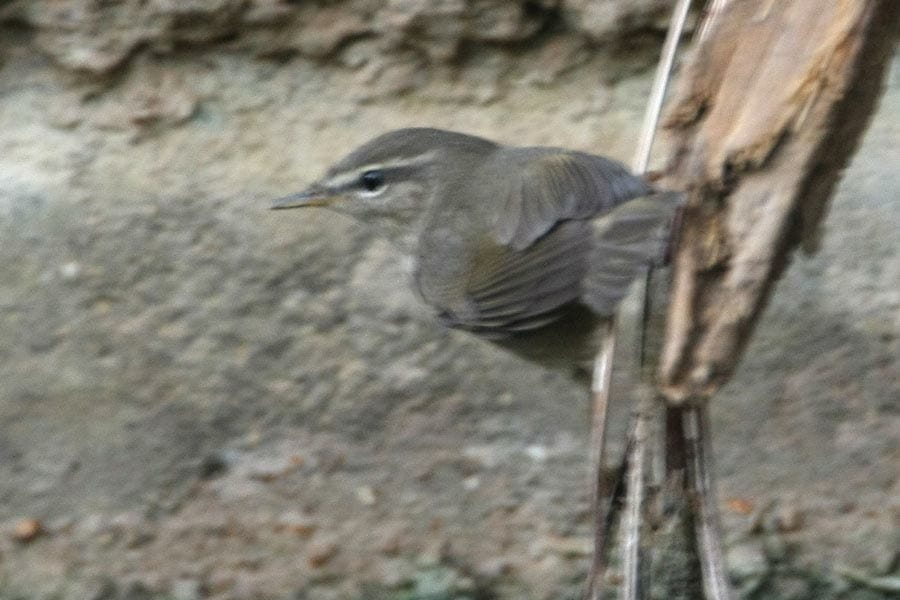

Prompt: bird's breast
[{"left": 410, "top": 225, "right": 480, "bottom": 323}]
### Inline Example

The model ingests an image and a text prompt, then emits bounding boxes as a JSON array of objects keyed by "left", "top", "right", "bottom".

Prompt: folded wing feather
[{"left": 441, "top": 151, "right": 675, "bottom": 337}]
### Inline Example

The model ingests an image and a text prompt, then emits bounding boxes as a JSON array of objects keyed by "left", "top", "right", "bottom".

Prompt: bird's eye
[{"left": 359, "top": 170, "right": 385, "bottom": 192}]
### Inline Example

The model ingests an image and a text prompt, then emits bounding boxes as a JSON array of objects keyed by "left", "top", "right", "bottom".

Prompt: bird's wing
[
  {"left": 492, "top": 150, "right": 652, "bottom": 251},
  {"left": 429, "top": 151, "right": 670, "bottom": 337},
  {"left": 457, "top": 219, "right": 594, "bottom": 336},
  {"left": 445, "top": 150, "right": 675, "bottom": 336}
]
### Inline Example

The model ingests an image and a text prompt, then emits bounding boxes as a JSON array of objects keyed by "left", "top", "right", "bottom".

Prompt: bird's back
[{"left": 413, "top": 142, "right": 676, "bottom": 371}]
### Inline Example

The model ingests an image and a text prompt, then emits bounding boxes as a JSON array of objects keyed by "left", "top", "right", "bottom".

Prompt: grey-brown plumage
[{"left": 274, "top": 128, "right": 678, "bottom": 373}]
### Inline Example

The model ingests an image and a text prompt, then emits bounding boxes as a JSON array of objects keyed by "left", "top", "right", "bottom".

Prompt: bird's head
[{"left": 272, "top": 128, "right": 498, "bottom": 248}]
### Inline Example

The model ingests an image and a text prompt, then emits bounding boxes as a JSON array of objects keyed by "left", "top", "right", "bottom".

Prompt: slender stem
[
  {"left": 684, "top": 406, "right": 734, "bottom": 600},
  {"left": 632, "top": 0, "right": 694, "bottom": 174},
  {"left": 619, "top": 427, "right": 645, "bottom": 600},
  {"left": 619, "top": 390, "right": 655, "bottom": 600},
  {"left": 590, "top": 321, "right": 616, "bottom": 513},
  {"left": 586, "top": 321, "right": 618, "bottom": 600}
]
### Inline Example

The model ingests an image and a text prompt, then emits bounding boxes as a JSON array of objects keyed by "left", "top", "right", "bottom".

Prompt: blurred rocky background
[{"left": 0, "top": 1, "right": 897, "bottom": 599}]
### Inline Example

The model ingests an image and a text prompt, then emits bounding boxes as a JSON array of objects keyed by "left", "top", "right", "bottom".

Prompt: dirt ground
[{"left": 0, "top": 5, "right": 897, "bottom": 599}]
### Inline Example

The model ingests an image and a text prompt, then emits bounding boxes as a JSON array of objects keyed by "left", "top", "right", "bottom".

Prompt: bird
[
  {"left": 272, "top": 127, "right": 678, "bottom": 380},
  {"left": 271, "top": 127, "right": 722, "bottom": 600}
]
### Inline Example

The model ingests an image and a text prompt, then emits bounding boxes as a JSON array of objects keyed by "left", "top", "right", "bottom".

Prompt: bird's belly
[{"left": 481, "top": 302, "right": 609, "bottom": 378}]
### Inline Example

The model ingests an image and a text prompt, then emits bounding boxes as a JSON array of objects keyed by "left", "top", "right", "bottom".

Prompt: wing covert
[{"left": 493, "top": 151, "right": 652, "bottom": 251}]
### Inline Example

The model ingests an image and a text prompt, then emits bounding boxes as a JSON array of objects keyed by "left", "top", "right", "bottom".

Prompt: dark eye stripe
[
  {"left": 360, "top": 170, "right": 385, "bottom": 191},
  {"left": 328, "top": 162, "right": 429, "bottom": 195}
]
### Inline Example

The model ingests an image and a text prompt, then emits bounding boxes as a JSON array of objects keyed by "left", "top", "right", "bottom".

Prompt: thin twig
[
  {"left": 632, "top": 0, "right": 694, "bottom": 174},
  {"left": 619, "top": 390, "right": 654, "bottom": 600},
  {"left": 684, "top": 407, "right": 734, "bottom": 600},
  {"left": 590, "top": 321, "right": 617, "bottom": 446},
  {"left": 586, "top": 321, "right": 618, "bottom": 600}
]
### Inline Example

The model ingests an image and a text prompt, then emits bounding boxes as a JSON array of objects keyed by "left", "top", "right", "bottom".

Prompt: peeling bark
[{"left": 658, "top": 0, "right": 899, "bottom": 403}]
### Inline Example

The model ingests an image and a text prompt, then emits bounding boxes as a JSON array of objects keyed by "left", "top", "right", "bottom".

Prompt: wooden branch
[{"left": 658, "top": 0, "right": 899, "bottom": 403}]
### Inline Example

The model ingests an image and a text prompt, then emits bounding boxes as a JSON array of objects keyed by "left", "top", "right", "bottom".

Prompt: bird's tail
[{"left": 585, "top": 191, "right": 683, "bottom": 316}]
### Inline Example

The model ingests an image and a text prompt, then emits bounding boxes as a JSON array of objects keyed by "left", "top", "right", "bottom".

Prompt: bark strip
[{"left": 658, "top": 0, "right": 899, "bottom": 403}]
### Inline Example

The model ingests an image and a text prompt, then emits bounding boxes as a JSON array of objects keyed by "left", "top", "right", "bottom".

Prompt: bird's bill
[{"left": 270, "top": 187, "right": 336, "bottom": 209}]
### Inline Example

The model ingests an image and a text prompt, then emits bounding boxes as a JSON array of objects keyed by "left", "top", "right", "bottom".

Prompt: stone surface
[
  {"left": 565, "top": 0, "right": 677, "bottom": 41},
  {"left": 1, "top": 1, "right": 676, "bottom": 76}
]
